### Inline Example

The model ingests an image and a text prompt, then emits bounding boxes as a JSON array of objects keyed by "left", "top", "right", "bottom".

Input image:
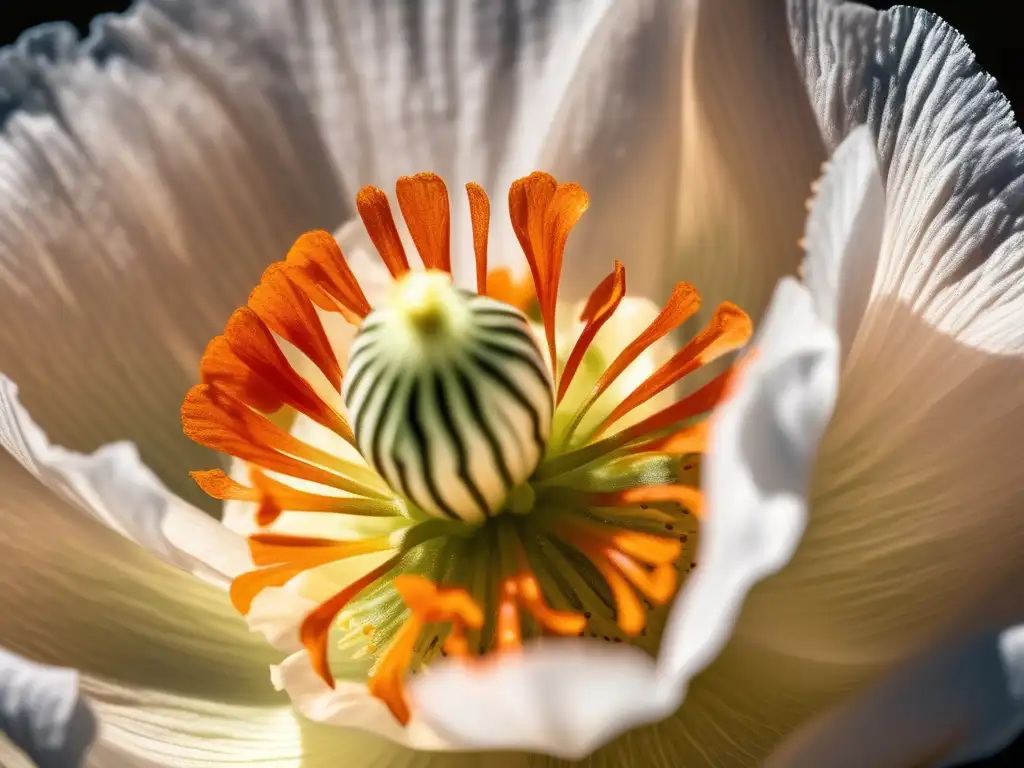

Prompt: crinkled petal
[
  {"left": 411, "top": 277, "right": 840, "bottom": 761},
  {"left": 801, "top": 126, "right": 884, "bottom": 357},
  {"left": 746, "top": 2, "right": 1024, "bottom": 666},
  {"left": 0, "top": 4, "right": 346, "bottom": 505},
  {"left": 0, "top": 648, "right": 96, "bottom": 768},
  {"left": 0, "top": 375, "right": 248, "bottom": 585},
  {"left": 767, "top": 623, "right": 1024, "bottom": 767},
  {"left": 789, "top": 0, "right": 1024, "bottom": 354}
]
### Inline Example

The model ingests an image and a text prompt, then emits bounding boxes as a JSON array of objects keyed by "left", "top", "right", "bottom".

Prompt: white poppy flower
[{"left": 0, "top": 2, "right": 1021, "bottom": 768}]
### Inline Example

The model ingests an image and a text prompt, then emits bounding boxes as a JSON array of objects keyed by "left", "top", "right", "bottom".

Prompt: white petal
[
  {"left": 661, "top": 277, "right": 840, "bottom": 679},
  {"left": 0, "top": 648, "right": 96, "bottom": 768},
  {"left": 767, "top": 623, "right": 1024, "bottom": 767},
  {"left": 412, "top": 644, "right": 669, "bottom": 759},
  {"left": 0, "top": 375, "right": 249, "bottom": 585},
  {"left": 0, "top": 6, "right": 347, "bottom": 504},
  {"left": 411, "top": 278, "right": 840, "bottom": 759},
  {"left": 273, "top": 654, "right": 535, "bottom": 765},
  {"left": 0, "top": 449, "right": 278, "bottom": 698},
  {"left": 0, "top": 413, "right": 427, "bottom": 767},
  {"left": 252, "top": 0, "right": 689, "bottom": 300},
  {"left": 82, "top": 682, "right": 419, "bottom": 768},
  {"left": 789, "top": 0, "right": 1024, "bottom": 354},
  {"left": 675, "top": 0, "right": 828, "bottom": 332},
  {"left": 745, "top": 3, "right": 1024, "bottom": 666},
  {"left": 801, "top": 126, "right": 885, "bottom": 356},
  {"left": 274, "top": 652, "right": 451, "bottom": 750}
]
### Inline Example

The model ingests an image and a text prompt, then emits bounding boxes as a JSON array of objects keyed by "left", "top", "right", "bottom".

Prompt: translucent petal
[
  {"left": 675, "top": 0, "right": 827, "bottom": 337},
  {"left": 747, "top": 2, "right": 1024, "bottom": 667},
  {"left": 0, "top": 375, "right": 248, "bottom": 585},
  {"left": 789, "top": 0, "right": 1024, "bottom": 354}
]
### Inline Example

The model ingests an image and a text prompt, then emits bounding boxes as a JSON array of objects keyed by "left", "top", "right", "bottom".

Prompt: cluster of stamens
[{"left": 182, "top": 171, "right": 751, "bottom": 724}]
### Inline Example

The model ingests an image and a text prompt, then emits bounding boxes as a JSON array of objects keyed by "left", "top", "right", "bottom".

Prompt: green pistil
[{"left": 332, "top": 441, "right": 697, "bottom": 677}]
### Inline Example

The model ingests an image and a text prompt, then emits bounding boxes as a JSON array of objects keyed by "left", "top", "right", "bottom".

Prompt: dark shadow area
[{"left": 1, "top": 3, "right": 132, "bottom": 45}]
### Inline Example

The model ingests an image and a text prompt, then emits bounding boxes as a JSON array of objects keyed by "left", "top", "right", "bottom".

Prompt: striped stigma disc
[{"left": 343, "top": 271, "right": 553, "bottom": 524}]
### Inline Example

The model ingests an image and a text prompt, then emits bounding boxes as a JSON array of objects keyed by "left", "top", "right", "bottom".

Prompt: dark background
[{"left": 0, "top": 1, "right": 1020, "bottom": 767}]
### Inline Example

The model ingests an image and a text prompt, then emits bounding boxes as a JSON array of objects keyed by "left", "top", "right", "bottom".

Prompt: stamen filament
[
  {"left": 557, "top": 261, "right": 626, "bottom": 404},
  {"left": 559, "top": 281, "right": 700, "bottom": 444},
  {"left": 301, "top": 556, "right": 404, "bottom": 687},
  {"left": 494, "top": 519, "right": 587, "bottom": 648},
  {"left": 595, "top": 302, "right": 751, "bottom": 436},
  {"left": 555, "top": 520, "right": 682, "bottom": 636},
  {"left": 368, "top": 575, "right": 484, "bottom": 723},
  {"left": 590, "top": 485, "right": 703, "bottom": 519},
  {"left": 183, "top": 386, "right": 384, "bottom": 496},
  {"left": 535, "top": 367, "right": 735, "bottom": 481},
  {"left": 632, "top": 422, "right": 708, "bottom": 455}
]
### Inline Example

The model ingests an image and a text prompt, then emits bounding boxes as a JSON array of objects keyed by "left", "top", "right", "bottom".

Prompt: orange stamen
[
  {"left": 190, "top": 468, "right": 389, "bottom": 528},
  {"left": 557, "top": 261, "right": 626, "bottom": 404},
  {"left": 561, "top": 281, "right": 701, "bottom": 443},
  {"left": 182, "top": 385, "right": 387, "bottom": 499},
  {"left": 514, "top": 572, "right": 588, "bottom": 636},
  {"left": 396, "top": 173, "right": 451, "bottom": 273},
  {"left": 590, "top": 485, "right": 703, "bottom": 519},
  {"left": 367, "top": 575, "right": 484, "bottom": 723},
  {"left": 465, "top": 182, "right": 490, "bottom": 295},
  {"left": 538, "top": 370, "right": 734, "bottom": 481},
  {"left": 492, "top": 524, "right": 588, "bottom": 647},
  {"left": 247, "top": 263, "right": 343, "bottom": 391},
  {"left": 283, "top": 231, "right": 371, "bottom": 320},
  {"left": 356, "top": 187, "right": 411, "bottom": 277},
  {"left": 509, "top": 172, "right": 589, "bottom": 368},
  {"left": 220, "top": 307, "right": 353, "bottom": 440},
  {"left": 597, "top": 303, "right": 752, "bottom": 435},
  {"left": 300, "top": 556, "right": 402, "bottom": 687},
  {"left": 496, "top": 578, "right": 523, "bottom": 651},
  {"left": 486, "top": 267, "right": 536, "bottom": 314},
  {"left": 556, "top": 521, "right": 683, "bottom": 635},
  {"left": 605, "top": 552, "right": 678, "bottom": 604},
  {"left": 247, "top": 532, "right": 394, "bottom": 567},
  {"left": 578, "top": 547, "right": 647, "bottom": 636},
  {"left": 199, "top": 336, "right": 283, "bottom": 414},
  {"left": 633, "top": 421, "right": 708, "bottom": 455},
  {"left": 189, "top": 469, "right": 257, "bottom": 502},
  {"left": 611, "top": 366, "right": 737, "bottom": 447},
  {"left": 229, "top": 536, "right": 395, "bottom": 614},
  {"left": 587, "top": 281, "right": 701, "bottom": 401},
  {"left": 245, "top": 468, "right": 395, "bottom": 526}
]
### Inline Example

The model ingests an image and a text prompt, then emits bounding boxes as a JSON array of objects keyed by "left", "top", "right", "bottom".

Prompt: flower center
[
  {"left": 344, "top": 271, "right": 553, "bottom": 523},
  {"left": 181, "top": 171, "right": 752, "bottom": 726}
]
